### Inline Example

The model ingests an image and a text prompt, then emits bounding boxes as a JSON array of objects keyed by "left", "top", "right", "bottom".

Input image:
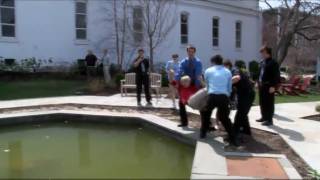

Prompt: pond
[{"left": 0, "top": 121, "right": 194, "bottom": 178}]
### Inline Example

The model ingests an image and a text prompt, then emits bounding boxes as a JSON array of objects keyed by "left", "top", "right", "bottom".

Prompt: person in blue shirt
[
  {"left": 175, "top": 45, "right": 204, "bottom": 127},
  {"left": 201, "top": 55, "right": 238, "bottom": 146},
  {"left": 165, "top": 54, "right": 180, "bottom": 109}
]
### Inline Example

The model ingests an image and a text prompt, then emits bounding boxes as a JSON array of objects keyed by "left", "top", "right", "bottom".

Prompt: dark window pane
[
  {"left": 133, "top": 7, "right": 143, "bottom": 18},
  {"left": 1, "top": 8, "right": 15, "bottom": 24},
  {"left": 76, "top": 29, "right": 86, "bottom": 39},
  {"left": 76, "top": 14, "right": 86, "bottom": 28},
  {"left": 0, "top": 0, "right": 14, "bottom": 7},
  {"left": 236, "top": 41, "right": 241, "bottom": 48},
  {"left": 213, "top": 29, "right": 219, "bottom": 38},
  {"left": 181, "top": 36, "right": 188, "bottom": 44},
  {"left": 2, "top": 25, "right": 14, "bottom": 37},
  {"left": 213, "top": 19, "right": 219, "bottom": 27},
  {"left": 213, "top": 38, "right": 219, "bottom": 46},
  {"left": 76, "top": 2, "right": 86, "bottom": 14},
  {"left": 133, "top": 22, "right": 143, "bottom": 32},
  {"left": 181, "top": 14, "right": 188, "bottom": 23},
  {"left": 236, "top": 22, "right": 241, "bottom": 29},
  {"left": 181, "top": 24, "right": 188, "bottom": 35}
]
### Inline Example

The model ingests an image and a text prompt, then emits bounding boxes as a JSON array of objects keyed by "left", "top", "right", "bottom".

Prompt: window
[
  {"left": 235, "top": 21, "right": 242, "bottom": 48},
  {"left": 0, "top": 0, "right": 15, "bottom": 37},
  {"left": 180, "top": 13, "right": 188, "bottom": 44},
  {"left": 133, "top": 6, "right": 143, "bottom": 43},
  {"left": 75, "top": 0, "right": 87, "bottom": 40},
  {"left": 212, "top": 17, "right": 219, "bottom": 47}
]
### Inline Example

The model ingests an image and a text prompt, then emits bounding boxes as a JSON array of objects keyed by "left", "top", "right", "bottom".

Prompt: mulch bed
[{"left": 0, "top": 104, "right": 311, "bottom": 178}]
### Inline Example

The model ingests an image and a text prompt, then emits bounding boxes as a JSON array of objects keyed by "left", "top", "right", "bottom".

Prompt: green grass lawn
[
  {"left": 0, "top": 79, "right": 89, "bottom": 100},
  {"left": 254, "top": 90, "right": 320, "bottom": 105}
]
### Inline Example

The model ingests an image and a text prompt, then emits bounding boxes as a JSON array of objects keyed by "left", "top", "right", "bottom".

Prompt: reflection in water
[
  {"left": 9, "top": 141, "right": 23, "bottom": 178},
  {"left": 78, "top": 131, "right": 91, "bottom": 167}
]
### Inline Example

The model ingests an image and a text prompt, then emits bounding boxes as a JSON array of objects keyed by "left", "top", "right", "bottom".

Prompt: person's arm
[
  {"left": 227, "top": 72, "right": 232, "bottom": 97},
  {"left": 195, "top": 61, "right": 205, "bottom": 87},
  {"left": 177, "top": 60, "right": 185, "bottom": 81},
  {"left": 165, "top": 61, "right": 170, "bottom": 73},
  {"left": 269, "top": 61, "right": 280, "bottom": 93},
  {"left": 232, "top": 75, "right": 241, "bottom": 84},
  {"left": 133, "top": 57, "right": 143, "bottom": 67},
  {"left": 145, "top": 58, "right": 150, "bottom": 73}
]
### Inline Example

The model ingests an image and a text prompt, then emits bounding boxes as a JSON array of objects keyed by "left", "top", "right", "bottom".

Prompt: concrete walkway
[{"left": 0, "top": 94, "right": 319, "bottom": 171}]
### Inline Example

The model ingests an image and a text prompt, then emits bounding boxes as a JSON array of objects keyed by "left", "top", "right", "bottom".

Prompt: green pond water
[{"left": 0, "top": 122, "right": 194, "bottom": 178}]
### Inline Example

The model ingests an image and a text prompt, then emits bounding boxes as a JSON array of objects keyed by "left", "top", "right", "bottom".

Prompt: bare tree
[
  {"left": 131, "top": 0, "right": 177, "bottom": 71},
  {"left": 113, "top": 0, "right": 129, "bottom": 67},
  {"left": 262, "top": 0, "right": 320, "bottom": 65}
]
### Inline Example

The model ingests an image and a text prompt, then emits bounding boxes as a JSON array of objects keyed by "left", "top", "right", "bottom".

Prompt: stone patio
[{"left": 0, "top": 94, "right": 319, "bottom": 177}]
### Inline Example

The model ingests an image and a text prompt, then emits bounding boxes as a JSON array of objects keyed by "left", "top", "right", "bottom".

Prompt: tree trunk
[
  {"left": 276, "top": 32, "right": 294, "bottom": 65},
  {"left": 149, "top": 35, "right": 154, "bottom": 72},
  {"left": 120, "top": 0, "right": 128, "bottom": 68},
  {"left": 113, "top": 0, "right": 120, "bottom": 65}
]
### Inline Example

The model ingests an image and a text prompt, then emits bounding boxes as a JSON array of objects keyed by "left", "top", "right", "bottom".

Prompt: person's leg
[
  {"left": 260, "top": 86, "right": 270, "bottom": 121},
  {"left": 169, "top": 84, "right": 176, "bottom": 108},
  {"left": 242, "top": 91, "right": 255, "bottom": 135},
  {"left": 258, "top": 86, "right": 266, "bottom": 121},
  {"left": 216, "top": 95, "right": 237, "bottom": 145},
  {"left": 143, "top": 75, "right": 152, "bottom": 103},
  {"left": 136, "top": 75, "right": 142, "bottom": 104},
  {"left": 178, "top": 101, "right": 188, "bottom": 126},
  {"left": 200, "top": 96, "right": 214, "bottom": 138},
  {"left": 264, "top": 89, "right": 275, "bottom": 124}
]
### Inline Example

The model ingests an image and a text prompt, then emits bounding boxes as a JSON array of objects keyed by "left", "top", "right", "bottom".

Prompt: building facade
[{"left": 0, "top": 0, "right": 262, "bottom": 70}]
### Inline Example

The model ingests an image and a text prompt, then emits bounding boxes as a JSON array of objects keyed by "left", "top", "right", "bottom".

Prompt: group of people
[{"left": 132, "top": 45, "right": 280, "bottom": 147}]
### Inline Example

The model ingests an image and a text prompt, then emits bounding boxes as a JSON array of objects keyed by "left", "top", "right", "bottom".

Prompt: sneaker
[
  {"left": 146, "top": 101, "right": 153, "bottom": 106},
  {"left": 262, "top": 121, "right": 273, "bottom": 126},
  {"left": 178, "top": 124, "right": 188, "bottom": 127},
  {"left": 256, "top": 118, "right": 266, "bottom": 122}
]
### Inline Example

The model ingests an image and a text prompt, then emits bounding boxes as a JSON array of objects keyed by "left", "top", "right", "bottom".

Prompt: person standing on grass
[
  {"left": 165, "top": 54, "right": 180, "bottom": 109},
  {"left": 200, "top": 55, "right": 238, "bottom": 146},
  {"left": 175, "top": 45, "right": 203, "bottom": 127},
  {"left": 101, "top": 49, "right": 111, "bottom": 83},
  {"left": 85, "top": 50, "right": 98, "bottom": 78},
  {"left": 133, "top": 49, "right": 152, "bottom": 106},
  {"left": 256, "top": 46, "right": 280, "bottom": 126}
]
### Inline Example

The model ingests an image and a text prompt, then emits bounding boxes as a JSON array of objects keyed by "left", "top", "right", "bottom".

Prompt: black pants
[
  {"left": 259, "top": 85, "right": 275, "bottom": 122},
  {"left": 201, "top": 94, "right": 235, "bottom": 142},
  {"left": 179, "top": 101, "right": 188, "bottom": 125},
  {"left": 136, "top": 74, "right": 151, "bottom": 103},
  {"left": 234, "top": 91, "right": 255, "bottom": 136}
]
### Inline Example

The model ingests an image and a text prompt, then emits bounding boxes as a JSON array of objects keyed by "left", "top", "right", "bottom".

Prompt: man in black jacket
[
  {"left": 256, "top": 46, "right": 280, "bottom": 126},
  {"left": 133, "top": 49, "right": 152, "bottom": 106}
]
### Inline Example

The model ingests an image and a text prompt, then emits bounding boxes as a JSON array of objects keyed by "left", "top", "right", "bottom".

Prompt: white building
[{"left": 0, "top": 0, "right": 262, "bottom": 70}]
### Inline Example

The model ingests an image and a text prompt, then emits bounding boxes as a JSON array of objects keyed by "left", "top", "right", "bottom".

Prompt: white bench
[{"left": 120, "top": 73, "right": 162, "bottom": 99}]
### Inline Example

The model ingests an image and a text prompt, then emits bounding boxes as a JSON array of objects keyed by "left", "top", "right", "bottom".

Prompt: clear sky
[{"left": 260, "top": 0, "right": 282, "bottom": 9}]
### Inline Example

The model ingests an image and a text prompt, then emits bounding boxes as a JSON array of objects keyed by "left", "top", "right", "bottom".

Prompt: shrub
[
  {"left": 114, "top": 73, "right": 125, "bottom": 87},
  {"left": 77, "top": 59, "right": 86, "bottom": 75},
  {"left": 109, "top": 63, "right": 123, "bottom": 78},
  {"left": 249, "top": 60, "right": 260, "bottom": 81},
  {"left": 235, "top": 60, "right": 247, "bottom": 69},
  {"left": 4, "top": 59, "right": 15, "bottom": 66},
  {"left": 308, "top": 169, "right": 320, "bottom": 180},
  {"left": 316, "top": 105, "right": 320, "bottom": 113}
]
